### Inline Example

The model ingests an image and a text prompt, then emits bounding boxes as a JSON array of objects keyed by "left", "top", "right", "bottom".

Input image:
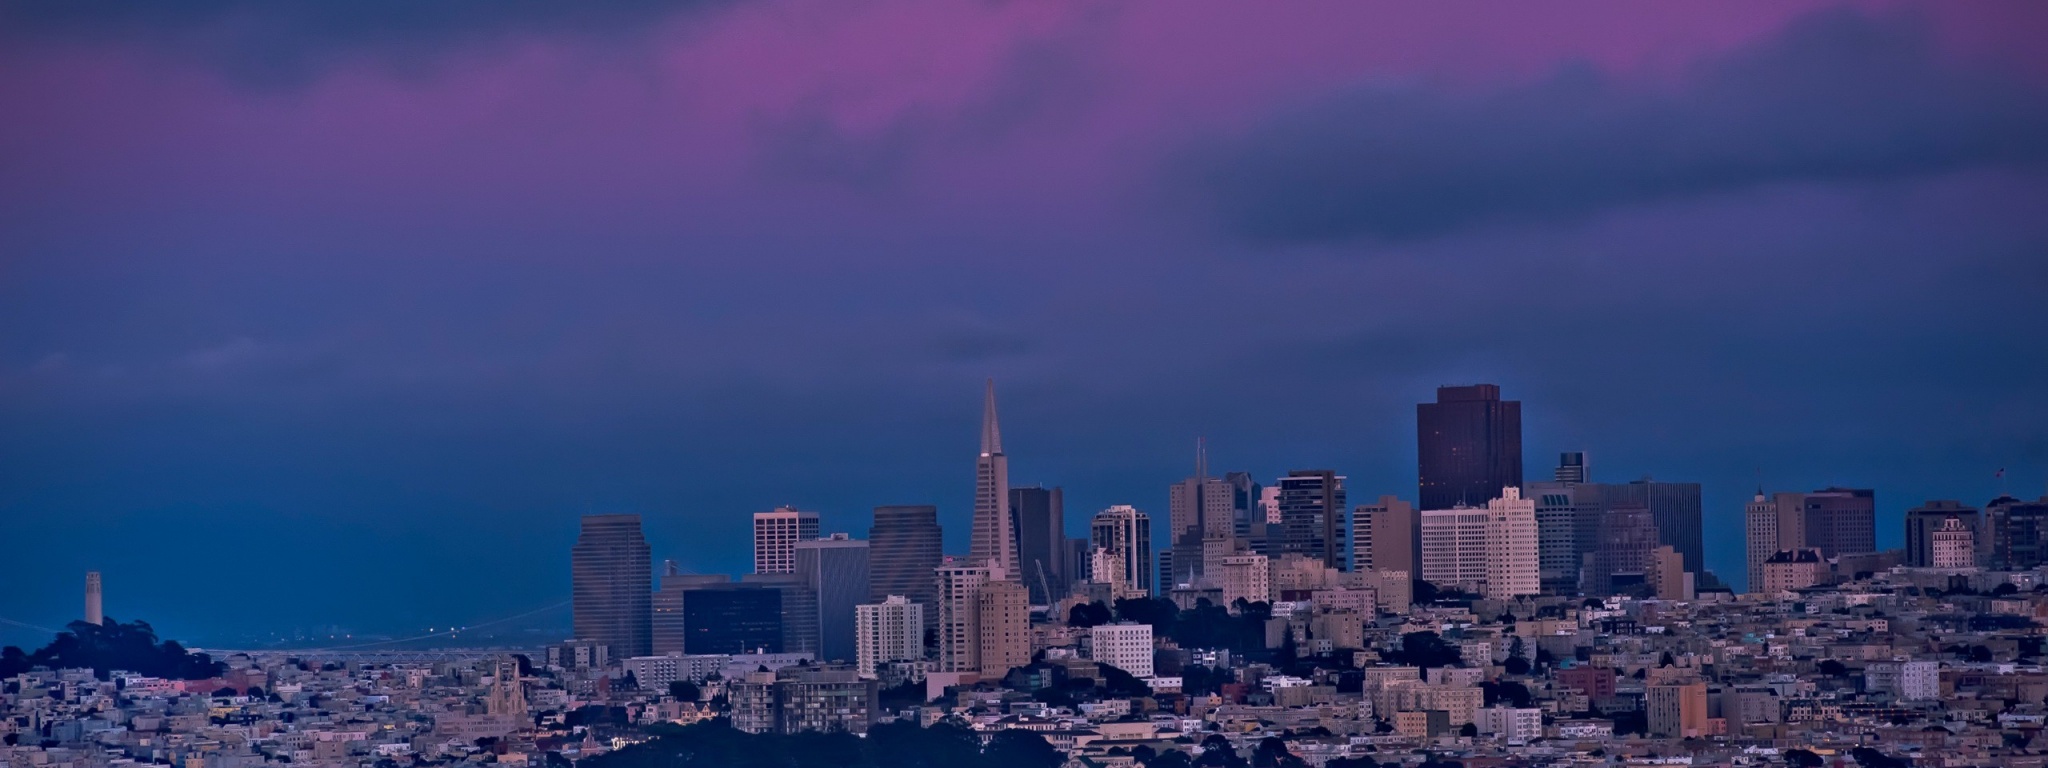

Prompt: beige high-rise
[{"left": 975, "top": 580, "right": 1030, "bottom": 678}]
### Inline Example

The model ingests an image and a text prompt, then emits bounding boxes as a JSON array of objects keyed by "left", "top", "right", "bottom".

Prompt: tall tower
[
  {"left": 1277, "top": 470, "right": 1346, "bottom": 570},
  {"left": 1352, "top": 495, "right": 1417, "bottom": 577},
  {"left": 571, "top": 514, "right": 653, "bottom": 658},
  {"left": 1167, "top": 439, "right": 1237, "bottom": 586},
  {"left": 84, "top": 572, "right": 103, "bottom": 626},
  {"left": 1416, "top": 384, "right": 1523, "bottom": 510},
  {"left": 868, "top": 505, "right": 943, "bottom": 630},
  {"left": 1090, "top": 505, "right": 1153, "bottom": 597},
  {"left": 1009, "top": 485, "right": 1066, "bottom": 604},
  {"left": 971, "top": 380, "right": 1019, "bottom": 579},
  {"left": 794, "top": 534, "right": 871, "bottom": 663},
  {"left": 753, "top": 507, "right": 821, "bottom": 574},
  {"left": 1743, "top": 492, "right": 1781, "bottom": 593},
  {"left": 1484, "top": 487, "right": 1540, "bottom": 600}
]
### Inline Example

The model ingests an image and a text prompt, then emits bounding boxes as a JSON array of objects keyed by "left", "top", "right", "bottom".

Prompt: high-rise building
[
  {"left": 1277, "top": 470, "right": 1346, "bottom": 570},
  {"left": 571, "top": 514, "right": 653, "bottom": 658},
  {"left": 654, "top": 574, "right": 811, "bottom": 655},
  {"left": 1797, "top": 488, "right": 1878, "bottom": 559},
  {"left": 935, "top": 563, "right": 989, "bottom": 674},
  {"left": 1583, "top": 506, "right": 1659, "bottom": 596},
  {"left": 1647, "top": 545, "right": 1691, "bottom": 600},
  {"left": 1167, "top": 442, "right": 1238, "bottom": 586},
  {"left": 1064, "top": 537, "right": 1092, "bottom": 592},
  {"left": 1758, "top": 549, "right": 1827, "bottom": 593},
  {"left": 975, "top": 579, "right": 1030, "bottom": 678},
  {"left": 84, "top": 571, "right": 102, "bottom": 626},
  {"left": 1987, "top": 495, "right": 2048, "bottom": 569},
  {"left": 753, "top": 507, "right": 821, "bottom": 575},
  {"left": 1931, "top": 517, "right": 1976, "bottom": 569},
  {"left": 1090, "top": 505, "right": 1153, "bottom": 596},
  {"left": 1595, "top": 480, "right": 1704, "bottom": 580},
  {"left": 1419, "top": 508, "right": 1490, "bottom": 594},
  {"left": 1217, "top": 554, "right": 1271, "bottom": 609},
  {"left": 1352, "top": 496, "right": 1417, "bottom": 578},
  {"left": 1743, "top": 492, "right": 1780, "bottom": 593},
  {"left": 1905, "top": 500, "right": 1979, "bottom": 568},
  {"left": 1089, "top": 623, "right": 1155, "bottom": 677},
  {"left": 1484, "top": 487, "right": 1540, "bottom": 600},
  {"left": 1554, "top": 452, "right": 1588, "bottom": 484},
  {"left": 854, "top": 596, "right": 924, "bottom": 678},
  {"left": 970, "top": 380, "right": 1019, "bottom": 578},
  {"left": 1224, "top": 471, "right": 1263, "bottom": 539},
  {"left": 1416, "top": 384, "right": 1522, "bottom": 510},
  {"left": 1524, "top": 482, "right": 1598, "bottom": 594},
  {"left": 794, "top": 534, "right": 871, "bottom": 663},
  {"left": 1009, "top": 485, "right": 1066, "bottom": 604},
  {"left": 652, "top": 560, "right": 688, "bottom": 654},
  {"left": 867, "top": 505, "right": 942, "bottom": 630}
]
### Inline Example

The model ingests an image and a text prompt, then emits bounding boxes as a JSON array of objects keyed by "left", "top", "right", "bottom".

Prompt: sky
[{"left": 2, "top": 0, "right": 2046, "bottom": 646}]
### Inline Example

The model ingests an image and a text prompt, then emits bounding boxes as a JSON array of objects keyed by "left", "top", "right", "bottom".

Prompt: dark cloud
[
  {"left": 1187, "top": 9, "right": 2048, "bottom": 243},
  {"left": 0, "top": 0, "right": 724, "bottom": 86}
]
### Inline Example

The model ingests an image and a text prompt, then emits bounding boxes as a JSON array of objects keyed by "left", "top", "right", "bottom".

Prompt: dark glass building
[
  {"left": 681, "top": 584, "right": 786, "bottom": 654},
  {"left": 1277, "top": 469, "right": 1345, "bottom": 570},
  {"left": 1009, "top": 485, "right": 1066, "bottom": 605},
  {"left": 1596, "top": 480, "right": 1704, "bottom": 580},
  {"left": 1988, "top": 496, "right": 2048, "bottom": 569},
  {"left": 1416, "top": 384, "right": 1522, "bottom": 510},
  {"left": 571, "top": 514, "right": 652, "bottom": 658},
  {"left": 867, "top": 505, "right": 943, "bottom": 628},
  {"left": 1904, "top": 500, "right": 1979, "bottom": 568}
]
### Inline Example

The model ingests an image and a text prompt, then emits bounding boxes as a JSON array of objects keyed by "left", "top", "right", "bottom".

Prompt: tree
[
  {"left": 1327, "top": 758, "right": 1378, "bottom": 768},
  {"left": 1502, "top": 656, "right": 1530, "bottom": 676},
  {"left": 1784, "top": 748, "right": 1824, "bottom": 768},
  {"left": 1816, "top": 659, "right": 1848, "bottom": 677},
  {"left": 0, "top": 619, "right": 224, "bottom": 681},
  {"left": 1384, "top": 632, "right": 1462, "bottom": 669},
  {"left": 1850, "top": 747, "right": 1908, "bottom": 768},
  {"left": 1457, "top": 723, "right": 1478, "bottom": 738},
  {"left": 669, "top": 680, "right": 701, "bottom": 702},
  {"left": 1149, "top": 750, "right": 1194, "bottom": 768},
  {"left": 982, "top": 729, "right": 1063, "bottom": 768},
  {"left": 1067, "top": 602, "right": 1112, "bottom": 628}
]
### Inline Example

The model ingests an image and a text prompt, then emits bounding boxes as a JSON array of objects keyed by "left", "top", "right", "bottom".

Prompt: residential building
[
  {"left": 1420, "top": 508, "right": 1490, "bottom": 594},
  {"left": 1758, "top": 549, "right": 1826, "bottom": 593},
  {"left": 1090, "top": 623, "right": 1155, "bottom": 678},
  {"left": 853, "top": 596, "right": 924, "bottom": 679},
  {"left": 975, "top": 579, "right": 1030, "bottom": 679},
  {"left": 1646, "top": 681, "right": 1709, "bottom": 738},
  {"left": 1216, "top": 554, "right": 1270, "bottom": 610},
  {"left": 1931, "top": 516, "right": 1976, "bottom": 569}
]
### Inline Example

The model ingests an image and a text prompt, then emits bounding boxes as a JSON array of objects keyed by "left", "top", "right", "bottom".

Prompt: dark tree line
[
  {"left": 585, "top": 719, "right": 1062, "bottom": 768},
  {"left": 0, "top": 619, "right": 225, "bottom": 681}
]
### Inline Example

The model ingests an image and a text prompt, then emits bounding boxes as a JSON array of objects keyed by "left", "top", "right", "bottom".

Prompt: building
[
  {"left": 1987, "top": 495, "right": 2048, "bottom": 569},
  {"left": 1584, "top": 506, "right": 1659, "bottom": 596},
  {"left": 1277, "top": 470, "right": 1346, "bottom": 570},
  {"left": 1089, "top": 623, "right": 1155, "bottom": 678},
  {"left": 1930, "top": 516, "right": 1976, "bottom": 569},
  {"left": 571, "top": 513, "right": 653, "bottom": 658},
  {"left": 854, "top": 596, "right": 924, "bottom": 678},
  {"left": 936, "top": 563, "right": 990, "bottom": 674},
  {"left": 1091, "top": 505, "right": 1153, "bottom": 596},
  {"left": 794, "top": 534, "right": 870, "bottom": 663},
  {"left": 975, "top": 579, "right": 1030, "bottom": 678},
  {"left": 1167, "top": 444, "right": 1238, "bottom": 585},
  {"left": 753, "top": 507, "right": 821, "bottom": 575},
  {"left": 1009, "top": 485, "right": 1066, "bottom": 604},
  {"left": 1758, "top": 549, "right": 1827, "bottom": 593},
  {"left": 1525, "top": 482, "right": 1598, "bottom": 594},
  {"left": 1416, "top": 384, "right": 1522, "bottom": 511},
  {"left": 1554, "top": 452, "right": 1588, "bottom": 484},
  {"left": 1420, "top": 508, "right": 1490, "bottom": 594},
  {"left": 1224, "top": 471, "right": 1263, "bottom": 539},
  {"left": 1477, "top": 707, "right": 1543, "bottom": 744},
  {"left": 1743, "top": 492, "right": 1780, "bottom": 594},
  {"left": 1352, "top": 495, "right": 1417, "bottom": 578},
  {"left": 1064, "top": 537, "right": 1093, "bottom": 591},
  {"left": 867, "top": 505, "right": 943, "bottom": 629},
  {"left": 971, "top": 379, "right": 1020, "bottom": 578},
  {"left": 1483, "top": 487, "right": 1540, "bottom": 600},
  {"left": 653, "top": 573, "right": 817, "bottom": 655},
  {"left": 1595, "top": 479, "right": 1704, "bottom": 580},
  {"left": 84, "top": 572, "right": 102, "bottom": 626},
  {"left": 1747, "top": 488, "right": 1878, "bottom": 591},
  {"left": 1646, "top": 681, "right": 1709, "bottom": 738},
  {"left": 1905, "top": 500, "right": 1979, "bottom": 568},
  {"left": 728, "top": 666, "right": 879, "bottom": 735},
  {"left": 1216, "top": 554, "right": 1270, "bottom": 609},
  {"left": 1866, "top": 660, "right": 1940, "bottom": 702},
  {"left": 652, "top": 561, "right": 690, "bottom": 654}
]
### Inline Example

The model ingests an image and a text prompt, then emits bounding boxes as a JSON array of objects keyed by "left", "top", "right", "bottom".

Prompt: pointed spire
[
  {"left": 981, "top": 378, "right": 1003, "bottom": 456},
  {"left": 1195, "top": 437, "right": 1208, "bottom": 481}
]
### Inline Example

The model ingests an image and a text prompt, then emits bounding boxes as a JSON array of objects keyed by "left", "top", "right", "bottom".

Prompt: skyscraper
[
  {"left": 975, "top": 579, "right": 1030, "bottom": 678},
  {"left": 1524, "top": 481, "right": 1599, "bottom": 594},
  {"left": 794, "top": 534, "right": 871, "bottom": 663},
  {"left": 754, "top": 507, "right": 821, "bottom": 575},
  {"left": 935, "top": 563, "right": 989, "bottom": 673},
  {"left": 84, "top": 571, "right": 102, "bottom": 626},
  {"left": 867, "top": 505, "right": 943, "bottom": 629},
  {"left": 1091, "top": 505, "right": 1153, "bottom": 596},
  {"left": 1009, "top": 485, "right": 1066, "bottom": 604},
  {"left": 1595, "top": 480, "right": 1704, "bottom": 580},
  {"left": 1797, "top": 488, "right": 1877, "bottom": 559},
  {"left": 1351, "top": 495, "right": 1417, "bottom": 577},
  {"left": 653, "top": 573, "right": 816, "bottom": 655},
  {"left": 1224, "top": 471, "right": 1263, "bottom": 539},
  {"left": 971, "top": 380, "right": 1019, "bottom": 579},
  {"left": 571, "top": 514, "right": 652, "bottom": 658},
  {"left": 1419, "top": 508, "right": 1490, "bottom": 594},
  {"left": 1416, "top": 384, "right": 1522, "bottom": 510},
  {"left": 1167, "top": 444, "right": 1236, "bottom": 586},
  {"left": 1743, "top": 492, "right": 1780, "bottom": 593},
  {"left": 1987, "top": 495, "right": 2048, "bottom": 570},
  {"left": 1583, "top": 506, "right": 1659, "bottom": 596},
  {"left": 1483, "top": 487, "right": 1540, "bottom": 600},
  {"left": 1554, "top": 452, "right": 1588, "bottom": 484},
  {"left": 1277, "top": 470, "right": 1346, "bottom": 570},
  {"left": 1904, "top": 500, "right": 1979, "bottom": 568}
]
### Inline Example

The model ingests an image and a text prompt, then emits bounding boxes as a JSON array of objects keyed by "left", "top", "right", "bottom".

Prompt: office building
[
  {"left": 1167, "top": 443, "right": 1237, "bottom": 585},
  {"left": 1584, "top": 506, "right": 1659, "bottom": 596},
  {"left": 652, "top": 560, "right": 689, "bottom": 654},
  {"left": 753, "top": 507, "right": 820, "bottom": 575},
  {"left": 84, "top": 572, "right": 102, "bottom": 626},
  {"left": 1419, "top": 508, "right": 1490, "bottom": 594},
  {"left": 1796, "top": 488, "right": 1878, "bottom": 559},
  {"left": 571, "top": 514, "right": 653, "bottom": 658},
  {"left": 1484, "top": 487, "right": 1540, "bottom": 600},
  {"left": 1277, "top": 470, "right": 1346, "bottom": 570},
  {"left": 654, "top": 573, "right": 816, "bottom": 655},
  {"left": 1091, "top": 505, "right": 1153, "bottom": 596},
  {"left": 1416, "top": 384, "right": 1522, "bottom": 510},
  {"left": 1648, "top": 545, "right": 1691, "bottom": 601},
  {"left": 854, "top": 596, "right": 924, "bottom": 678},
  {"left": 1647, "top": 681, "right": 1709, "bottom": 738},
  {"left": 1352, "top": 495, "right": 1417, "bottom": 578},
  {"left": 867, "top": 505, "right": 942, "bottom": 627},
  {"left": 1554, "top": 452, "right": 1588, "bottom": 484},
  {"left": 971, "top": 379, "right": 1020, "bottom": 578},
  {"left": 1224, "top": 471, "right": 1263, "bottom": 539},
  {"left": 794, "top": 534, "right": 870, "bottom": 663},
  {"left": 1525, "top": 482, "right": 1598, "bottom": 594},
  {"left": 1089, "top": 623, "right": 1155, "bottom": 678},
  {"left": 1595, "top": 479, "right": 1704, "bottom": 580},
  {"left": 1743, "top": 492, "right": 1780, "bottom": 593},
  {"left": 1064, "top": 537, "right": 1093, "bottom": 592},
  {"left": 1987, "top": 495, "right": 2048, "bottom": 569},
  {"left": 1905, "top": 500, "right": 1979, "bottom": 568},
  {"left": 1009, "top": 485, "right": 1066, "bottom": 604}
]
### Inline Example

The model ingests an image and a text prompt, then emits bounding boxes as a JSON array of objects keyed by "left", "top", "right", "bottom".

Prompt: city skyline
[{"left": 5, "top": 1, "right": 2047, "bottom": 647}]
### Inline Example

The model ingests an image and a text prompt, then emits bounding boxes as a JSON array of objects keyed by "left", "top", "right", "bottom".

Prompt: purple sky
[{"left": 3, "top": 0, "right": 2046, "bottom": 644}]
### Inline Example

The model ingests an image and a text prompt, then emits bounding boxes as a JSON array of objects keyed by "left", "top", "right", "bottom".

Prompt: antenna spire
[{"left": 980, "top": 378, "right": 1003, "bottom": 456}]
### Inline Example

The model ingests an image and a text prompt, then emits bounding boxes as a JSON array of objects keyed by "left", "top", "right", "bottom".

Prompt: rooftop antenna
[{"left": 1196, "top": 436, "right": 1208, "bottom": 481}]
